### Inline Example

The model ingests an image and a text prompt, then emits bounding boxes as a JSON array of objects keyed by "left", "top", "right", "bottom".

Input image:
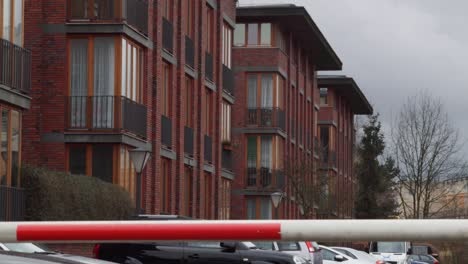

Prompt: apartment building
[
  {"left": 22, "top": 0, "right": 236, "bottom": 219},
  {"left": 317, "top": 75, "right": 373, "bottom": 219},
  {"left": 230, "top": 5, "right": 344, "bottom": 219},
  {"left": 0, "top": 0, "right": 31, "bottom": 221}
]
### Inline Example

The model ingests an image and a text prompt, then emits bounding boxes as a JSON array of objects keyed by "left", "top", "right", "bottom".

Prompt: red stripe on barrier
[{"left": 17, "top": 223, "right": 281, "bottom": 241}]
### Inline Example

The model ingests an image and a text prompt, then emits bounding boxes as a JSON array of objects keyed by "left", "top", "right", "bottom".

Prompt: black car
[
  {"left": 0, "top": 251, "right": 87, "bottom": 264},
  {"left": 95, "top": 241, "right": 308, "bottom": 264}
]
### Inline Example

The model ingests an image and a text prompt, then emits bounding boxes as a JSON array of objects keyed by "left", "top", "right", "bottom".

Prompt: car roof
[{"left": 0, "top": 251, "right": 84, "bottom": 264}]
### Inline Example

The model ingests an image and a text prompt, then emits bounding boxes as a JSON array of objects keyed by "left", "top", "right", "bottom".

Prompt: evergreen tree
[{"left": 355, "top": 114, "right": 399, "bottom": 219}]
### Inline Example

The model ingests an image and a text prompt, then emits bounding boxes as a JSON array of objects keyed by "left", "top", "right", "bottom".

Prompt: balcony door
[
  {"left": 247, "top": 136, "right": 273, "bottom": 187},
  {"left": 93, "top": 37, "right": 115, "bottom": 128}
]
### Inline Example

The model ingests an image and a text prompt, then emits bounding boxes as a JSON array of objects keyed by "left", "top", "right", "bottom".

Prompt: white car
[
  {"left": 0, "top": 243, "right": 117, "bottom": 264},
  {"left": 320, "top": 245, "right": 371, "bottom": 264},
  {"left": 369, "top": 241, "right": 412, "bottom": 264},
  {"left": 331, "top": 247, "right": 378, "bottom": 264}
]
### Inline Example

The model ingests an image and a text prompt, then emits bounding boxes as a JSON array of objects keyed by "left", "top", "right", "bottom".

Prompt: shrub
[{"left": 22, "top": 166, "right": 134, "bottom": 221}]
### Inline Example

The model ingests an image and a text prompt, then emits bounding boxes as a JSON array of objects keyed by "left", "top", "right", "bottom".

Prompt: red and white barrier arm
[{"left": 0, "top": 220, "right": 467, "bottom": 243}]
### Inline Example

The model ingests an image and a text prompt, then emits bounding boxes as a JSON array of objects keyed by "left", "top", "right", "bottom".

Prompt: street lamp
[
  {"left": 129, "top": 147, "right": 151, "bottom": 215},
  {"left": 271, "top": 192, "right": 285, "bottom": 219}
]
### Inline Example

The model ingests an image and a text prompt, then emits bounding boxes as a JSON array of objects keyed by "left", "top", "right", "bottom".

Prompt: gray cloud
[{"left": 239, "top": 0, "right": 468, "bottom": 151}]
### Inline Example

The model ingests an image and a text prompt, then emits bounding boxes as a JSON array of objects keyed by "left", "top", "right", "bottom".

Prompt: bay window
[
  {"left": 221, "top": 102, "right": 231, "bottom": 143},
  {"left": 1, "top": 0, "right": 23, "bottom": 46},
  {"left": 234, "top": 23, "right": 272, "bottom": 47},
  {"left": 222, "top": 23, "right": 233, "bottom": 68}
]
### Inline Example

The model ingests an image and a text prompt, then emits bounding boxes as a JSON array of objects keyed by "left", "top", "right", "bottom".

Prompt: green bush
[{"left": 22, "top": 166, "right": 134, "bottom": 221}]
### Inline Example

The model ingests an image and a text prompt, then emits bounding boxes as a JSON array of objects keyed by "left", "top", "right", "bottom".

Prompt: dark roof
[
  {"left": 236, "top": 5, "right": 342, "bottom": 71},
  {"left": 317, "top": 75, "right": 373, "bottom": 115}
]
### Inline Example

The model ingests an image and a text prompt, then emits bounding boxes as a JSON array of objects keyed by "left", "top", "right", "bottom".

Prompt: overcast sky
[{"left": 239, "top": 0, "right": 468, "bottom": 151}]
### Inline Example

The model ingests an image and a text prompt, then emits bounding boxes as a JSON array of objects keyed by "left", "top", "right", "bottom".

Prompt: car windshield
[
  {"left": 277, "top": 242, "right": 300, "bottom": 251},
  {"left": 333, "top": 248, "right": 357, "bottom": 259},
  {"left": 243, "top": 242, "right": 258, "bottom": 249},
  {"left": 371, "top": 242, "right": 406, "bottom": 253},
  {"left": 3, "top": 243, "right": 46, "bottom": 253}
]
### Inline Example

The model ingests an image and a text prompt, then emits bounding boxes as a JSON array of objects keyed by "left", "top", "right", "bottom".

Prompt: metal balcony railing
[
  {"left": 161, "top": 115, "right": 172, "bottom": 147},
  {"left": 184, "top": 126, "right": 194, "bottom": 156},
  {"left": 204, "top": 135, "right": 213, "bottom": 163},
  {"left": 163, "top": 18, "right": 174, "bottom": 53},
  {"left": 222, "top": 65, "right": 234, "bottom": 96},
  {"left": 67, "top": 0, "right": 149, "bottom": 35},
  {"left": 185, "top": 36, "right": 195, "bottom": 68},
  {"left": 0, "top": 38, "right": 31, "bottom": 94},
  {"left": 222, "top": 149, "right": 233, "bottom": 171},
  {"left": 0, "top": 186, "right": 25, "bottom": 221},
  {"left": 205, "top": 52, "right": 213, "bottom": 81},
  {"left": 67, "top": 96, "right": 147, "bottom": 138},
  {"left": 246, "top": 108, "right": 286, "bottom": 131},
  {"left": 246, "top": 168, "right": 284, "bottom": 189}
]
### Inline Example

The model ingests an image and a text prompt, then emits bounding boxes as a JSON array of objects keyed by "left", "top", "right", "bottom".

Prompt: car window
[
  {"left": 277, "top": 242, "right": 300, "bottom": 251},
  {"left": 2, "top": 243, "right": 46, "bottom": 253},
  {"left": 253, "top": 241, "right": 275, "bottom": 250},
  {"left": 321, "top": 248, "right": 338, "bottom": 261},
  {"left": 408, "top": 255, "right": 420, "bottom": 261},
  {"left": 186, "top": 242, "right": 221, "bottom": 249},
  {"left": 333, "top": 248, "right": 357, "bottom": 259},
  {"left": 311, "top": 242, "right": 320, "bottom": 251},
  {"left": 371, "top": 242, "right": 406, "bottom": 253},
  {"left": 420, "top": 255, "right": 432, "bottom": 262}
]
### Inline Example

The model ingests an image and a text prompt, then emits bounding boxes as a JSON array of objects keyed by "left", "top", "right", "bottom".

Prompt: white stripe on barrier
[{"left": 0, "top": 220, "right": 465, "bottom": 243}]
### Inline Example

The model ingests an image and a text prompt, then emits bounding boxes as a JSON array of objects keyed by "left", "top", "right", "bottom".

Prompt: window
[
  {"left": 69, "top": 145, "right": 86, "bottom": 175},
  {"left": 277, "top": 242, "right": 301, "bottom": 251},
  {"left": 69, "top": 0, "right": 115, "bottom": 21},
  {"left": 320, "top": 88, "right": 328, "bottom": 105},
  {"left": 162, "top": 63, "right": 171, "bottom": 116},
  {"left": 253, "top": 241, "right": 275, "bottom": 250},
  {"left": 320, "top": 127, "right": 330, "bottom": 148},
  {"left": 185, "top": 0, "right": 194, "bottom": 38},
  {"left": 187, "top": 242, "right": 221, "bottom": 248},
  {"left": 221, "top": 102, "right": 231, "bottom": 143},
  {"left": 246, "top": 197, "right": 272, "bottom": 219},
  {"left": 0, "top": 108, "right": 21, "bottom": 187},
  {"left": 204, "top": 90, "right": 213, "bottom": 135},
  {"left": 235, "top": 23, "right": 272, "bottom": 47},
  {"left": 119, "top": 146, "right": 136, "bottom": 201},
  {"left": 92, "top": 145, "right": 114, "bottom": 183},
  {"left": 219, "top": 179, "right": 231, "bottom": 219},
  {"left": 1, "top": 0, "right": 23, "bottom": 46},
  {"left": 234, "top": 24, "right": 245, "bottom": 46},
  {"left": 67, "top": 144, "right": 115, "bottom": 183},
  {"left": 222, "top": 23, "right": 233, "bottom": 68},
  {"left": 276, "top": 29, "right": 287, "bottom": 52},
  {"left": 121, "top": 39, "right": 143, "bottom": 102},
  {"left": 184, "top": 166, "right": 193, "bottom": 217},
  {"left": 322, "top": 248, "right": 340, "bottom": 261},
  {"left": 247, "top": 198, "right": 256, "bottom": 219},
  {"left": 184, "top": 76, "right": 193, "bottom": 127},
  {"left": 161, "top": 158, "right": 171, "bottom": 213},
  {"left": 204, "top": 172, "right": 212, "bottom": 219},
  {"left": 206, "top": 6, "right": 214, "bottom": 54},
  {"left": 246, "top": 135, "right": 279, "bottom": 172},
  {"left": 260, "top": 197, "right": 272, "bottom": 219},
  {"left": 247, "top": 74, "right": 281, "bottom": 109},
  {"left": 162, "top": 0, "right": 173, "bottom": 22}
]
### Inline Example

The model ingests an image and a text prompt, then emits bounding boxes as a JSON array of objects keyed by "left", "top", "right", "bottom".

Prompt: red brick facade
[{"left": 22, "top": 0, "right": 237, "bottom": 219}]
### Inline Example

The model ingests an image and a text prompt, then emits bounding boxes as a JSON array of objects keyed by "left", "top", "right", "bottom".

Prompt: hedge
[{"left": 22, "top": 166, "right": 134, "bottom": 221}]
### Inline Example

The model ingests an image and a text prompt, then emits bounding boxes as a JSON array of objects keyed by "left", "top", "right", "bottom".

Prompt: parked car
[
  {"left": 320, "top": 245, "right": 368, "bottom": 264},
  {"left": 404, "top": 255, "right": 439, "bottom": 264},
  {"left": 368, "top": 241, "right": 412, "bottom": 264},
  {"left": 0, "top": 250, "right": 88, "bottom": 264},
  {"left": 331, "top": 247, "right": 378, "bottom": 263},
  {"left": 95, "top": 241, "right": 308, "bottom": 264},
  {"left": 0, "top": 243, "right": 116, "bottom": 264},
  {"left": 253, "top": 241, "right": 323, "bottom": 264}
]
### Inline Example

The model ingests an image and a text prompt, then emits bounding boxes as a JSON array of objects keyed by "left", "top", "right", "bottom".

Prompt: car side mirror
[
  {"left": 407, "top": 248, "right": 413, "bottom": 255},
  {"left": 220, "top": 242, "right": 237, "bottom": 250},
  {"left": 334, "top": 255, "right": 346, "bottom": 262}
]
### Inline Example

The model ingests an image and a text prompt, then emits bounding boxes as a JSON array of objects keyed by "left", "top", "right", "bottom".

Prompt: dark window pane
[
  {"left": 247, "top": 24, "right": 258, "bottom": 45},
  {"left": 11, "top": 111, "right": 20, "bottom": 187},
  {"left": 69, "top": 146, "right": 86, "bottom": 175},
  {"left": 92, "top": 145, "right": 114, "bottom": 183},
  {"left": 1, "top": 110, "right": 9, "bottom": 186}
]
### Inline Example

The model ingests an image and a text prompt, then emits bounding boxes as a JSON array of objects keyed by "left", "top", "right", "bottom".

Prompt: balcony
[
  {"left": 321, "top": 149, "right": 337, "bottom": 168},
  {"left": 161, "top": 115, "right": 172, "bottom": 148},
  {"left": 246, "top": 108, "right": 286, "bottom": 131},
  {"left": 222, "top": 65, "right": 234, "bottom": 96},
  {"left": 0, "top": 186, "right": 25, "bottom": 221},
  {"left": 204, "top": 135, "right": 213, "bottom": 163},
  {"left": 66, "top": 96, "right": 147, "bottom": 139},
  {"left": 184, "top": 126, "right": 194, "bottom": 156},
  {"left": 185, "top": 36, "right": 195, "bottom": 69},
  {"left": 205, "top": 52, "right": 213, "bottom": 81},
  {"left": 246, "top": 168, "right": 284, "bottom": 189},
  {"left": 0, "top": 38, "right": 31, "bottom": 95},
  {"left": 163, "top": 18, "right": 174, "bottom": 53},
  {"left": 67, "top": 0, "right": 148, "bottom": 35}
]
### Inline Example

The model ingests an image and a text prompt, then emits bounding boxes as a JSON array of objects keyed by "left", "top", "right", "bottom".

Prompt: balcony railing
[
  {"left": 67, "top": 96, "right": 147, "bottom": 138},
  {"left": 163, "top": 18, "right": 174, "bottom": 53},
  {"left": 161, "top": 115, "right": 172, "bottom": 148},
  {"left": 205, "top": 52, "right": 213, "bottom": 81},
  {"left": 222, "top": 149, "right": 233, "bottom": 171},
  {"left": 246, "top": 108, "right": 286, "bottom": 131},
  {"left": 222, "top": 65, "right": 234, "bottom": 96},
  {"left": 321, "top": 149, "right": 337, "bottom": 168},
  {"left": 204, "top": 135, "right": 212, "bottom": 163},
  {"left": 184, "top": 126, "right": 194, "bottom": 156},
  {"left": 0, "top": 38, "right": 31, "bottom": 95},
  {"left": 185, "top": 36, "right": 195, "bottom": 69},
  {"left": 67, "top": 0, "right": 148, "bottom": 35},
  {"left": 0, "top": 186, "right": 25, "bottom": 221},
  {"left": 246, "top": 168, "right": 284, "bottom": 189}
]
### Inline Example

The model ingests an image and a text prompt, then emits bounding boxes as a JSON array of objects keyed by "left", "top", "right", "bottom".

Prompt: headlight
[{"left": 293, "top": 256, "right": 307, "bottom": 264}]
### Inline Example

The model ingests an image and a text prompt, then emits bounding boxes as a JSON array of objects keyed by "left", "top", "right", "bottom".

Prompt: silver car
[{"left": 253, "top": 241, "right": 323, "bottom": 264}]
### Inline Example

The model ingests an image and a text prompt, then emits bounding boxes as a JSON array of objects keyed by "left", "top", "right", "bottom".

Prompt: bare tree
[{"left": 392, "top": 91, "right": 467, "bottom": 219}]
